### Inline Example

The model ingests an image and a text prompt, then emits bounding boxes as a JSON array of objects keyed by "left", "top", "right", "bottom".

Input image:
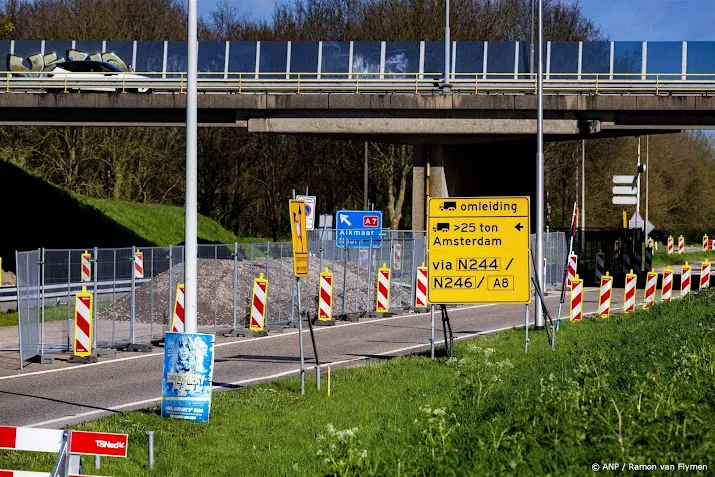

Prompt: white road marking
[
  {"left": 0, "top": 304, "right": 498, "bottom": 381},
  {"left": 25, "top": 303, "right": 610, "bottom": 429}
]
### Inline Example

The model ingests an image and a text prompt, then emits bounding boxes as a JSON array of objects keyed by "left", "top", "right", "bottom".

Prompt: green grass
[
  {"left": 651, "top": 247, "right": 715, "bottom": 267},
  {"left": 79, "top": 196, "right": 264, "bottom": 246},
  {"left": 0, "top": 302, "right": 109, "bottom": 327},
  {"left": 2, "top": 292, "right": 714, "bottom": 475}
]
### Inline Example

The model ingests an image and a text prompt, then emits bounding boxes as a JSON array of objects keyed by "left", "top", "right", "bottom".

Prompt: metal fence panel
[{"left": 16, "top": 250, "right": 40, "bottom": 367}]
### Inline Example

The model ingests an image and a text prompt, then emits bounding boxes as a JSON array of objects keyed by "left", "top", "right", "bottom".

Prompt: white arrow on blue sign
[{"left": 336, "top": 210, "right": 383, "bottom": 248}]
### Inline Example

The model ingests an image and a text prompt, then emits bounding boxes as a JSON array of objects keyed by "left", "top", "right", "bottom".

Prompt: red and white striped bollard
[
  {"left": 598, "top": 272, "right": 612, "bottom": 318},
  {"left": 623, "top": 270, "right": 637, "bottom": 313},
  {"left": 171, "top": 283, "right": 185, "bottom": 332},
  {"left": 643, "top": 271, "right": 657, "bottom": 309}
]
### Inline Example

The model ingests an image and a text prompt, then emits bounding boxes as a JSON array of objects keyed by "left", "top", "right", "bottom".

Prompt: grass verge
[
  {"left": 2, "top": 292, "right": 714, "bottom": 475},
  {"left": 0, "top": 302, "right": 111, "bottom": 327},
  {"left": 652, "top": 248, "right": 715, "bottom": 267}
]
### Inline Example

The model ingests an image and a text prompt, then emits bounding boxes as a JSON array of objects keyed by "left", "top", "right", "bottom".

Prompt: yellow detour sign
[
  {"left": 289, "top": 199, "right": 309, "bottom": 277},
  {"left": 74, "top": 286, "right": 94, "bottom": 357},
  {"left": 427, "top": 196, "right": 531, "bottom": 304}
]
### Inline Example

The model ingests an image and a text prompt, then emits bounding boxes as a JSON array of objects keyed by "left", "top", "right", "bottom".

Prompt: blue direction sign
[{"left": 336, "top": 210, "right": 383, "bottom": 248}]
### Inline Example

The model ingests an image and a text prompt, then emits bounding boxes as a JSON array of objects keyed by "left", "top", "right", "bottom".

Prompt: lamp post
[
  {"left": 184, "top": 0, "right": 198, "bottom": 333},
  {"left": 443, "top": 0, "right": 451, "bottom": 92},
  {"left": 535, "top": 0, "right": 545, "bottom": 329}
]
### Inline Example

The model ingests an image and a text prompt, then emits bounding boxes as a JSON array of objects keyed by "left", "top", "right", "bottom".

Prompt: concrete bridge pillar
[
  {"left": 412, "top": 140, "right": 538, "bottom": 232},
  {"left": 411, "top": 144, "right": 448, "bottom": 231}
]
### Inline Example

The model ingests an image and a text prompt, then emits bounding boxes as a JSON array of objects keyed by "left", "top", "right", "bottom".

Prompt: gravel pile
[
  {"left": 1, "top": 270, "right": 16, "bottom": 287},
  {"left": 97, "top": 257, "right": 410, "bottom": 328}
]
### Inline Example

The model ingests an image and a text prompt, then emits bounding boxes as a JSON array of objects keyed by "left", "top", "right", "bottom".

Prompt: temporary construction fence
[
  {"left": 14, "top": 234, "right": 425, "bottom": 366},
  {"left": 13, "top": 230, "right": 566, "bottom": 367}
]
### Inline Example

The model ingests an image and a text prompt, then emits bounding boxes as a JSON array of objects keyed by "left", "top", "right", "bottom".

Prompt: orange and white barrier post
[
  {"left": 318, "top": 268, "right": 333, "bottom": 321},
  {"left": 375, "top": 263, "right": 391, "bottom": 313},
  {"left": 595, "top": 252, "right": 605, "bottom": 282},
  {"left": 74, "top": 286, "right": 93, "bottom": 357},
  {"left": 700, "top": 259, "right": 711, "bottom": 290},
  {"left": 643, "top": 271, "right": 658, "bottom": 309},
  {"left": 667, "top": 236, "right": 674, "bottom": 255},
  {"left": 81, "top": 250, "right": 91, "bottom": 282},
  {"left": 623, "top": 269, "right": 637, "bottom": 313},
  {"left": 661, "top": 266, "right": 673, "bottom": 302},
  {"left": 681, "top": 262, "right": 691, "bottom": 297},
  {"left": 678, "top": 235, "right": 685, "bottom": 254},
  {"left": 171, "top": 283, "right": 185, "bottom": 332},
  {"left": 566, "top": 252, "right": 577, "bottom": 290},
  {"left": 598, "top": 272, "right": 612, "bottom": 318},
  {"left": 250, "top": 273, "right": 268, "bottom": 332},
  {"left": 134, "top": 249, "right": 144, "bottom": 278},
  {"left": 569, "top": 274, "right": 583, "bottom": 321},
  {"left": 704, "top": 234, "right": 709, "bottom": 251},
  {"left": 414, "top": 263, "right": 428, "bottom": 309},
  {"left": 647, "top": 237, "right": 654, "bottom": 250}
]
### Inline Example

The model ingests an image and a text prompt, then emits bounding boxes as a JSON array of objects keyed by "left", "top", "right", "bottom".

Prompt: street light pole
[
  {"left": 645, "top": 135, "right": 649, "bottom": 242},
  {"left": 184, "top": 0, "right": 198, "bottom": 334},
  {"left": 535, "top": 0, "right": 545, "bottom": 329},
  {"left": 364, "top": 142, "right": 368, "bottom": 210},
  {"left": 443, "top": 0, "right": 450, "bottom": 92}
]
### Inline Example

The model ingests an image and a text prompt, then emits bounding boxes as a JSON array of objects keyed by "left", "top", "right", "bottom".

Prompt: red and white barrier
[
  {"left": 81, "top": 251, "right": 91, "bottom": 283},
  {"left": 678, "top": 235, "right": 685, "bottom": 254},
  {"left": 667, "top": 236, "right": 674, "bottom": 255},
  {"left": 414, "top": 264, "right": 428, "bottom": 308},
  {"left": 704, "top": 235, "right": 709, "bottom": 251},
  {"left": 598, "top": 272, "right": 612, "bottom": 318},
  {"left": 566, "top": 252, "right": 577, "bottom": 290},
  {"left": 682, "top": 262, "right": 692, "bottom": 296},
  {"left": 643, "top": 271, "right": 657, "bottom": 309},
  {"left": 0, "top": 426, "right": 124, "bottom": 477},
  {"left": 134, "top": 249, "right": 144, "bottom": 279},
  {"left": 569, "top": 274, "right": 583, "bottom": 321},
  {"left": 662, "top": 267, "right": 673, "bottom": 302},
  {"left": 623, "top": 270, "right": 637, "bottom": 313},
  {"left": 250, "top": 273, "right": 268, "bottom": 332},
  {"left": 700, "top": 260, "right": 711, "bottom": 290},
  {"left": 595, "top": 252, "right": 605, "bottom": 282},
  {"left": 74, "top": 286, "right": 93, "bottom": 357},
  {"left": 171, "top": 283, "right": 185, "bottom": 332},
  {"left": 375, "top": 264, "right": 391, "bottom": 313},
  {"left": 318, "top": 268, "right": 333, "bottom": 321},
  {"left": 0, "top": 426, "right": 63, "bottom": 453}
]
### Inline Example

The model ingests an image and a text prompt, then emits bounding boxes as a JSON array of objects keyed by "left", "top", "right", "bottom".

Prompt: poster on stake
[{"left": 161, "top": 332, "right": 215, "bottom": 422}]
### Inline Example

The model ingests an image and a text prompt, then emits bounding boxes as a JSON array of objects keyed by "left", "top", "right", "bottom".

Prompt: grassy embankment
[
  {"left": 2, "top": 289, "right": 714, "bottom": 475},
  {"left": 651, "top": 244, "right": 715, "bottom": 267}
]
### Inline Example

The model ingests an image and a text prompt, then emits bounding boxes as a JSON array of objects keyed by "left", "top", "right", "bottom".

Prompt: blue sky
[{"left": 198, "top": 0, "right": 715, "bottom": 41}]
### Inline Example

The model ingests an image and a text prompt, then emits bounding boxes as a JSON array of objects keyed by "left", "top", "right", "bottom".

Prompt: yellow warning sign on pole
[
  {"left": 427, "top": 196, "right": 531, "bottom": 305},
  {"left": 289, "top": 199, "right": 309, "bottom": 277}
]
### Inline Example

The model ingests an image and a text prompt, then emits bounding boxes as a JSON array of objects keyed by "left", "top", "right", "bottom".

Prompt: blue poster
[{"left": 161, "top": 332, "right": 215, "bottom": 422}]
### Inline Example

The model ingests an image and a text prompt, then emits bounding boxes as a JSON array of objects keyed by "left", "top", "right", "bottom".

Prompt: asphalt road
[{"left": 0, "top": 288, "right": 614, "bottom": 429}]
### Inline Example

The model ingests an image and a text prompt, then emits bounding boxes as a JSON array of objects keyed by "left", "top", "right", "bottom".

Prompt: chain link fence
[{"left": 13, "top": 230, "right": 567, "bottom": 367}]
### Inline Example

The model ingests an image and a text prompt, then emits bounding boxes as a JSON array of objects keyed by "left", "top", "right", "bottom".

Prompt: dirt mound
[
  {"left": 1, "top": 270, "right": 16, "bottom": 287},
  {"left": 97, "top": 256, "right": 410, "bottom": 329}
]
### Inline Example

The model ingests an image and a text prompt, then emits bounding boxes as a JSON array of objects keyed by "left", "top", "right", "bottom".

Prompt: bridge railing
[{"left": 3, "top": 71, "right": 715, "bottom": 95}]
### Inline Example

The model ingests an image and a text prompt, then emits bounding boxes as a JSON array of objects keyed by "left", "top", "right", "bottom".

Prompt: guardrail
[
  {"left": 0, "top": 278, "right": 152, "bottom": 304},
  {"left": 2, "top": 72, "right": 715, "bottom": 95}
]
